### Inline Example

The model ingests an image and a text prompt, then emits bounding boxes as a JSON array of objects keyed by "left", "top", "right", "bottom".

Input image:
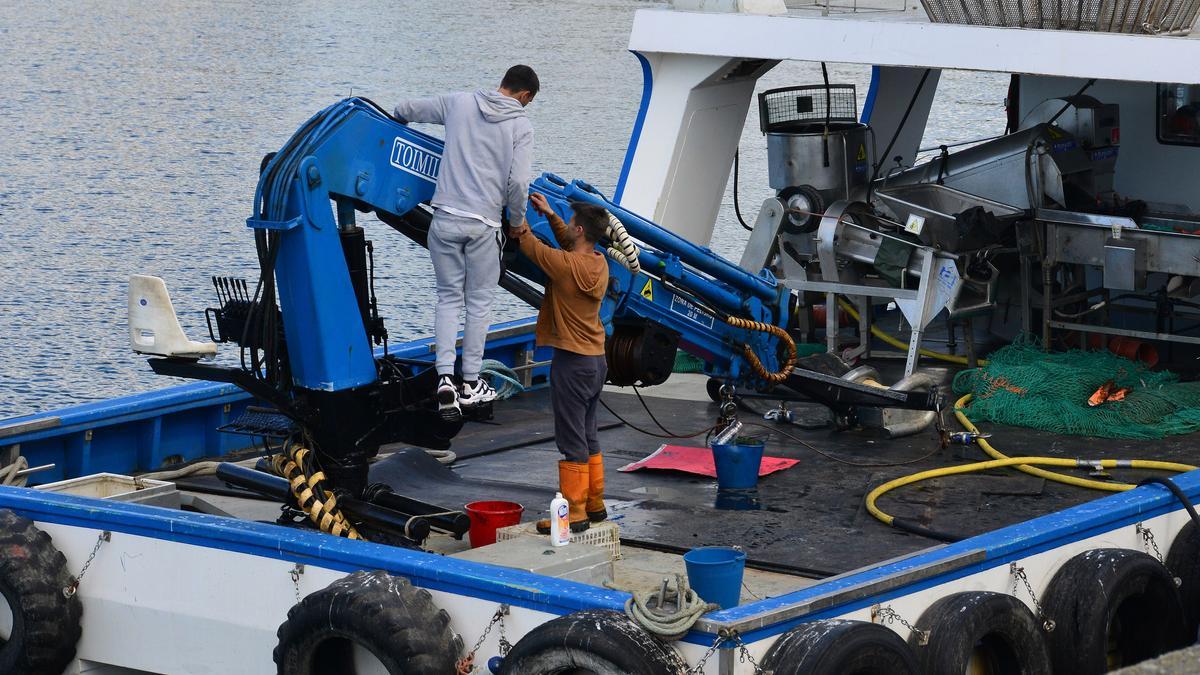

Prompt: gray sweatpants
[
  {"left": 551, "top": 349, "right": 608, "bottom": 463},
  {"left": 428, "top": 211, "right": 501, "bottom": 381}
]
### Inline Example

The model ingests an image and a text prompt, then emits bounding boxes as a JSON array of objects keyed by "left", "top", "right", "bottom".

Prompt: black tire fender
[
  {"left": 0, "top": 508, "right": 83, "bottom": 675},
  {"left": 1043, "top": 547, "right": 1188, "bottom": 674},
  {"left": 1166, "top": 520, "right": 1200, "bottom": 642},
  {"left": 498, "top": 609, "right": 685, "bottom": 675},
  {"left": 761, "top": 619, "right": 921, "bottom": 675},
  {"left": 273, "top": 570, "right": 462, "bottom": 675},
  {"left": 908, "top": 591, "right": 1052, "bottom": 675}
]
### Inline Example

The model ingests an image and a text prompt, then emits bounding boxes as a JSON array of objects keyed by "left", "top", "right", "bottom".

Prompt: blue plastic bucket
[
  {"left": 684, "top": 546, "right": 747, "bottom": 609},
  {"left": 711, "top": 441, "right": 764, "bottom": 490}
]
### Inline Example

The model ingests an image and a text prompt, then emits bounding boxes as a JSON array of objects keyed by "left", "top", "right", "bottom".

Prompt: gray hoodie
[{"left": 394, "top": 89, "right": 532, "bottom": 228}]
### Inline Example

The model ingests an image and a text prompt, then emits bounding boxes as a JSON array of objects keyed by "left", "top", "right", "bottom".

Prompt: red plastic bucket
[{"left": 464, "top": 500, "right": 524, "bottom": 548}]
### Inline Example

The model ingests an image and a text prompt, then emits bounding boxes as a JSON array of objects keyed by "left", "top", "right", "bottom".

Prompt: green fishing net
[
  {"left": 952, "top": 339, "right": 1200, "bottom": 439},
  {"left": 673, "top": 351, "right": 708, "bottom": 374}
]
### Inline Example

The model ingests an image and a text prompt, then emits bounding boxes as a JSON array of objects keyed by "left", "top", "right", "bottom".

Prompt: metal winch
[{"left": 760, "top": 84, "right": 874, "bottom": 233}]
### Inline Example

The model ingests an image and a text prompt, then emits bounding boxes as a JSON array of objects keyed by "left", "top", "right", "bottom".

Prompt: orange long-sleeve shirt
[{"left": 517, "top": 214, "right": 608, "bottom": 356}]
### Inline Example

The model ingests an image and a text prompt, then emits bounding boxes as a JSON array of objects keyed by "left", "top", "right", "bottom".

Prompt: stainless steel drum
[{"left": 766, "top": 123, "right": 873, "bottom": 195}]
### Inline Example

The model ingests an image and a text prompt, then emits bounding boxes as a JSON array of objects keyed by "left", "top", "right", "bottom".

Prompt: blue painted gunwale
[
  {"left": 1, "top": 462, "right": 1196, "bottom": 648},
  {"left": 0, "top": 485, "right": 627, "bottom": 619},
  {"left": 706, "top": 468, "right": 1200, "bottom": 643},
  {"left": 0, "top": 316, "right": 545, "bottom": 483}
]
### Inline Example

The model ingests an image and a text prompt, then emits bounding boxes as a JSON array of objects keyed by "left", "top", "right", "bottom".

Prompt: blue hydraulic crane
[{"left": 148, "top": 97, "right": 940, "bottom": 502}]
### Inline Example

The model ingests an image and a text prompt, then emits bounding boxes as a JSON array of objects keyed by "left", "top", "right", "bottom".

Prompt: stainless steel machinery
[
  {"left": 759, "top": 84, "right": 873, "bottom": 234},
  {"left": 878, "top": 124, "right": 1097, "bottom": 210}
]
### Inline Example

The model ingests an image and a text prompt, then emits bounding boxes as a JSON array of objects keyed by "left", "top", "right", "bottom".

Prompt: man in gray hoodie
[{"left": 394, "top": 65, "right": 538, "bottom": 420}]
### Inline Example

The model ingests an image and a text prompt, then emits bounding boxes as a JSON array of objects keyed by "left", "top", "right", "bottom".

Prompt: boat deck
[{"left": 168, "top": 361, "right": 1200, "bottom": 600}]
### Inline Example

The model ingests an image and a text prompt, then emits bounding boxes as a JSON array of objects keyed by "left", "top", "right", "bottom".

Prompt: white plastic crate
[{"left": 497, "top": 520, "right": 621, "bottom": 560}]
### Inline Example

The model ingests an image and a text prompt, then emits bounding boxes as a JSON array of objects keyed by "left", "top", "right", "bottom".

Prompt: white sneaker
[
  {"left": 437, "top": 375, "right": 461, "bottom": 417},
  {"left": 458, "top": 379, "right": 497, "bottom": 407}
]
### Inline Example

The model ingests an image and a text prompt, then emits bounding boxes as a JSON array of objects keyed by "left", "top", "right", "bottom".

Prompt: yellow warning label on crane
[
  {"left": 856, "top": 144, "right": 868, "bottom": 161},
  {"left": 640, "top": 278, "right": 654, "bottom": 301}
]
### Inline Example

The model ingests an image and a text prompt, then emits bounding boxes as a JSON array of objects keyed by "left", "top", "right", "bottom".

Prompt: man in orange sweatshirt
[{"left": 511, "top": 192, "right": 610, "bottom": 533}]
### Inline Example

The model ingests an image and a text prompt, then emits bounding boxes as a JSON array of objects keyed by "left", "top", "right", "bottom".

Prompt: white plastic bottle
[{"left": 550, "top": 492, "right": 570, "bottom": 546}]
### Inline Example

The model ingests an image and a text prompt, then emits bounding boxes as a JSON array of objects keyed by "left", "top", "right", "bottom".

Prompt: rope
[
  {"left": 424, "top": 449, "right": 457, "bottom": 465},
  {"left": 605, "top": 213, "right": 641, "bottom": 274},
  {"left": 140, "top": 461, "right": 226, "bottom": 482},
  {"left": 724, "top": 317, "right": 797, "bottom": 383},
  {"left": 480, "top": 359, "right": 525, "bottom": 401},
  {"left": 608, "top": 573, "right": 717, "bottom": 641},
  {"left": 0, "top": 456, "right": 29, "bottom": 487}
]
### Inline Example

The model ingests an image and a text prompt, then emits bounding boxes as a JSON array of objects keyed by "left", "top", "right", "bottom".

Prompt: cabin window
[{"left": 1158, "top": 83, "right": 1200, "bottom": 146}]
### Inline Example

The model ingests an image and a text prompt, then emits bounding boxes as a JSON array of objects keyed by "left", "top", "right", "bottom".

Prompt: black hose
[
  {"left": 1046, "top": 79, "right": 1097, "bottom": 127},
  {"left": 1138, "top": 476, "right": 1200, "bottom": 532},
  {"left": 821, "top": 62, "right": 831, "bottom": 168},
  {"left": 733, "top": 148, "right": 753, "bottom": 232},
  {"left": 867, "top": 68, "right": 932, "bottom": 203},
  {"left": 890, "top": 517, "right": 964, "bottom": 543}
]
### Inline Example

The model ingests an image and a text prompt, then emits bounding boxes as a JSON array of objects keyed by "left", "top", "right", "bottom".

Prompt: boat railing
[{"left": 920, "top": 0, "right": 1200, "bottom": 35}]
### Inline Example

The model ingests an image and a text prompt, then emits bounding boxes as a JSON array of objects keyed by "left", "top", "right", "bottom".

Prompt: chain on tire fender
[
  {"left": 1043, "top": 548, "right": 1188, "bottom": 674},
  {"left": 498, "top": 609, "right": 685, "bottom": 675},
  {"left": 908, "top": 591, "right": 1052, "bottom": 675},
  {"left": 273, "top": 570, "right": 462, "bottom": 674},
  {"left": 761, "top": 619, "right": 921, "bottom": 675},
  {"left": 1166, "top": 521, "right": 1200, "bottom": 641}
]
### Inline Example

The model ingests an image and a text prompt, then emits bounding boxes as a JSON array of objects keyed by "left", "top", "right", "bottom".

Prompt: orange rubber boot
[
  {"left": 586, "top": 453, "right": 607, "bottom": 523},
  {"left": 536, "top": 461, "right": 591, "bottom": 534}
]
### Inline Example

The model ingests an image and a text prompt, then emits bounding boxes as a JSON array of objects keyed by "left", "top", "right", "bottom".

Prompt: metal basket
[
  {"left": 759, "top": 84, "right": 859, "bottom": 134},
  {"left": 920, "top": 0, "right": 1200, "bottom": 34}
]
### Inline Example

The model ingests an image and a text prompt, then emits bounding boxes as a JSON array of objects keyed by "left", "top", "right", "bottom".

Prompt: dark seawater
[{"left": 0, "top": 1, "right": 1004, "bottom": 417}]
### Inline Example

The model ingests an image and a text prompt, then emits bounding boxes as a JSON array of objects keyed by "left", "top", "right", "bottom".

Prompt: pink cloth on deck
[{"left": 616, "top": 444, "right": 798, "bottom": 478}]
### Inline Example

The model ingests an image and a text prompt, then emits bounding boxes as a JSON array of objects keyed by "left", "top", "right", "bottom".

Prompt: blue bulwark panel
[
  {"left": 0, "top": 485, "right": 627, "bottom": 619},
  {"left": 707, "top": 468, "right": 1200, "bottom": 644},
  {"left": 0, "top": 317, "right": 543, "bottom": 481},
  {"left": 2, "top": 465, "right": 1198, "bottom": 649}
]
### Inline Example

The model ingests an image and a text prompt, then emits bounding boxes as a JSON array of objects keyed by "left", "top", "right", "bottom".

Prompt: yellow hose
[
  {"left": 954, "top": 394, "right": 1194, "bottom": 491},
  {"left": 831, "top": 297, "right": 1195, "bottom": 531},
  {"left": 835, "top": 298, "right": 987, "bottom": 367},
  {"left": 864, "top": 393, "right": 1197, "bottom": 530}
]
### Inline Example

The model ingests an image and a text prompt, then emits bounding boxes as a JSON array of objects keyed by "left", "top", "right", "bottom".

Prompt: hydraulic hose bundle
[
  {"left": 270, "top": 440, "right": 363, "bottom": 540},
  {"left": 604, "top": 212, "right": 640, "bottom": 274},
  {"left": 724, "top": 316, "right": 798, "bottom": 383}
]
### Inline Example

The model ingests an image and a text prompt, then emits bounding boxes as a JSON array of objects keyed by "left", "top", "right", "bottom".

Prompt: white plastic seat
[{"left": 128, "top": 275, "right": 217, "bottom": 359}]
